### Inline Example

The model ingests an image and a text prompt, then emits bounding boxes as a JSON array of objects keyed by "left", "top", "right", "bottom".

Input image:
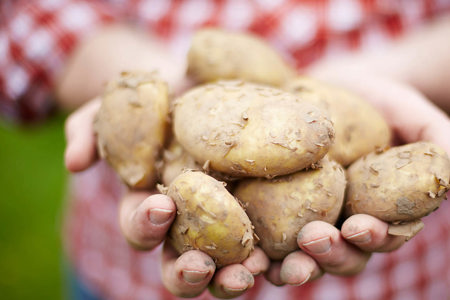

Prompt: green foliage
[{"left": 0, "top": 114, "right": 68, "bottom": 299}]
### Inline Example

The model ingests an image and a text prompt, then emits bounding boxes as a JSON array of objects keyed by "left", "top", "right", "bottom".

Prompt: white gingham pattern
[
  {"left": 2, "top": 0, "right": 450, "bottom": 299},
  {"left": 0, "top": 0, "right": 115, "bottom": 121}
]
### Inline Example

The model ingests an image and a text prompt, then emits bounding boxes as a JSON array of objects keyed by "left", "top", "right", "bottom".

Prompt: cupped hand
[
  {"left": 161, "top": 241, "right": 269, "bottom": 298},
  {"left": 64, "top": 97, "right": 270, "bottom": 298},
  {"left": 118, "top": 190, "right": 269, "bottom": 298},
  {"left": 267, "top": 72, "right": 450, "bottom": 287},
  {"left": 308, "top": 71, "right": 450, "bottom": 154},
  {"left": 267, "top": 216, "right": 407, "bottom": 286}
]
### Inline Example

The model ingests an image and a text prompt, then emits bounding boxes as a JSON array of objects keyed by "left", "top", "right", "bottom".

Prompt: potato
[
  {"left": 173, "top": 80, "right": 335, "bottom": 178},
  {"left": 284, "top": 77, "right": 391, "bottom": 166},
  {"left": 187, "top": 28, "right": 294, "bottom": 86},
  {"left": 159, "top": 139, "right": 200, "bottom": 186},
  {"left": 159, "top": 139, "right": 241, "bottom": 187},
  {"left": 234, "top": 157, "right": 346, "bottom": 260},
  {"left": 346, "top": 142, "right": 450, "bottom": 222},
  {"left": 167, "top": 171, "right": 254, "bottom": 267},
  {"left": 94, "top": 71, "right": 169, "bottom": 189}
]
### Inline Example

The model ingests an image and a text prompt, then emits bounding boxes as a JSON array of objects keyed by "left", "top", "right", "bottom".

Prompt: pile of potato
[{"left": 94, "top": 29, "right": 450, "bottom": 267}]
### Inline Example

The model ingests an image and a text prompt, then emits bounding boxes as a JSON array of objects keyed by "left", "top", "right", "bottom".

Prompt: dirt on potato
[
  {"left": 173, "top": 80, "right": 335, "bottom": 178},
  {"left": 187, "top": 28, "right": 294, "bottom": 86},
  {"left": 234, "top": 156, "right": 346, "bottom": 260},
  {"left": 284, "top": 77, "right": 391, "bottom": 167},
  {"left": 166, "top": 171, "right": 255, "bottom": 267},
  {"left": 94, "top": 71, "right": 169, "bottom": 189},
  {"left": 346, "top": 142, "right": 450, "bottom": 222}
]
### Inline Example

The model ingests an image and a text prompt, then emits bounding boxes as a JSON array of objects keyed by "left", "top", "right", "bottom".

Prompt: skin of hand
[
  {"left": 265, "top": 71, "right": 450, "bottom": 286},
  {"left": 65, "top": 99, "right": 270, "bottom": 298},
  {"left": 61, "top": 25, "right": 270, "bottom": 298},
  {"left": 65, "top": 70, "right": 450, "bottom": 294},
  {"left": 62, "top": 19, "right": 450, "bottom": 296},
  {"left": 269, "top": 17, "right": 450, "bottom": 286}
]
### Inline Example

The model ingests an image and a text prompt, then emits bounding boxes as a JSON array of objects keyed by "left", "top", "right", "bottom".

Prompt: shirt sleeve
[{"left": 0, "top": 0, "right": 117, "bottom": 123}]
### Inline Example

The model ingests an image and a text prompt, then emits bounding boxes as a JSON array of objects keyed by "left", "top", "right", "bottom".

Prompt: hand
[
  {"left": 307, "top": 71, "right": 450, "bottom": 153},
  {"left": 266, "top": 72, "right": 450, "bottom": 286},
  {"left": 64, "top": 98, "right": 270, "bottom": 298},
  {"left": 118, "top": 189, "right": 270, "bottom": 298},
  {"left": 266, "top": 216, "right": 407, "bottom": 286}
]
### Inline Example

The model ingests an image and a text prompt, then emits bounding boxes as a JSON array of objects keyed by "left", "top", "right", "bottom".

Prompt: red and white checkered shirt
[{"left": 2, "top": 0, "right": 450, "bottom": 299}]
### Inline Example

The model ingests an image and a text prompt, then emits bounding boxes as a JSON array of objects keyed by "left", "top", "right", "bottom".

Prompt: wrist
[{"left": 307, "top": 16, "right": 450, "bottom": 113}]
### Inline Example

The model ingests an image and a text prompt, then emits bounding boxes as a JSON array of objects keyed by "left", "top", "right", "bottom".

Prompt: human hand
[
  {"left": 265, "top": 72, "right": 450, "bottom": 286},
  {"left": 64, "top": 97, "right": 270, "bottom": 298}
]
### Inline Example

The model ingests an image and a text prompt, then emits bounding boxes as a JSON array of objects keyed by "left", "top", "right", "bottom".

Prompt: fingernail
[
  {"left": 302, "top": 236, "right": 331, "bottom": 254},
  {"left": 346, "top": 230, "right": 371, "bottom": 244},
  {"left": 291, "top": 273, "right": 311, "bottom": 286},
  {"left": 182, "top": 270, "right": 210, "bottom": 284},
  {"left": 148, "top": 208, "right": 173, "bottom": 225},
  {"left": 223, "top": 286, "right": 248, "bottom": 294}
]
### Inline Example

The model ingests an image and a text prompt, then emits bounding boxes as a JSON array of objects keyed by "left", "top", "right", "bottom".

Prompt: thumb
[
  {"left": 364, "top": 79, "right": 450, "bottom": 155},
  {"left": 119, "top": 191, "right": 176, "bottom": 250},
  {"left": 311, "top": 73, "right": 450, "bottom": 155},
  {"left": 64, "top": 98, "right": 101, "bottom": 172}
]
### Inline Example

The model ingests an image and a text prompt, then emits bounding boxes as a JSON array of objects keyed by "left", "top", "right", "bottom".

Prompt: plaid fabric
[
  {"left": 2, "top": 0, "right": 450, "bottom": 299},
  {"left": 0, "top": 0, "right": 116, "bottom": 122},
  {"left": 67, "top": 162, "right": 450, "bottom": 300},
  {"left": 2, "top": 0, "right": 449, "bottom": 121}
]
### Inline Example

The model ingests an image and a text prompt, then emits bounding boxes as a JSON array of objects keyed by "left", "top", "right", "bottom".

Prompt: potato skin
[
  {"left": 167, "top": 171, "right": 254, "bottom": 267},
  {"left": 94, "top": 71, "right": 169, "bottom": 189},
  {"left": 159, "top": 139, "right": 240, "bottom": 186},
  {"left": 346, "top": 142, "right": 450, "bottom": 222},
  {"left": 284, "top": 77, "right": 391, "bottom": 166},
  {"left": 159, "top": 139, "right": 200, "bottom": 186},
  {"left": 173, "top": 81, "right": 335, "bottom": 178},
  {"left": 187, "top": 28, "right": 294, "bottom": 86},
  {"left": 234, "top": 157, "right": 346, "bottom": 260}
]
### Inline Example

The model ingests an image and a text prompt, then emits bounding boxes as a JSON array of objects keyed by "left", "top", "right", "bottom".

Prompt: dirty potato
[
  {"left": 95, "top": 71, "right": 169, "bottom": 189},
  {"left": 346, "top": 142, "right": 450, "bottom": 222},
  {"left": 284, "top": 77, "right": 391, "bottom": 166},
  {"left": 187, "top": 28, "right": 294, "bottom": 86},
  {"left": 159, "top": 139, "right": 200, "bottom": 186},
  {"left": 173, "top": 80, "right": 335, "bottom": 178},
  {"left": 166, "top": 171, "right": 254, "bottom": 267},
  {"left": 234, "top": 157, "right": 346, "bottom": 260},
  {"left": 159, "top": 139, "right": 240, "bottom": 186}
]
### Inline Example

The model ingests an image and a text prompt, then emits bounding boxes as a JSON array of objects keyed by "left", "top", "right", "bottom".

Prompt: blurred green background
[{"left": 0, "top": 114, "right": 68, "bottom": 299}]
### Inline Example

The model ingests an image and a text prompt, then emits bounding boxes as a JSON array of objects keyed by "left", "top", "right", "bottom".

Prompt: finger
[
  {"left": 341, "top": 214, "right": 408, "bottom": 252},
  {"left": 161, "top": 242, "right": 216, "bottom": 298},
  {"left": 378, "top": 81, "right": 450, "bottom": 154},
  {"left": 297, "top": 221, "right": 371, "bottom": 276},
  {"left": 241, "top": 247, "right": 270, "bottom": 276},
  {"left": 264, "top": 261, "right": 284, "bottom": 286},
  {"left": 209, "top": 264, "right": 255, "bottom": 299},
  {"left": 307, "top": 73, "right": 450, "bottom": 155},
  {"left": 119, "top": 192, "right": 175, "bottom": 250},
  {"left": 326, "top": 76, "right": 450, "bottom": 154},
  {"left": 280, "top": 251, "right": 323, "bottom": 286},
  {"left": 64, "top": 98, "right": 101, "bottom": 172}
]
